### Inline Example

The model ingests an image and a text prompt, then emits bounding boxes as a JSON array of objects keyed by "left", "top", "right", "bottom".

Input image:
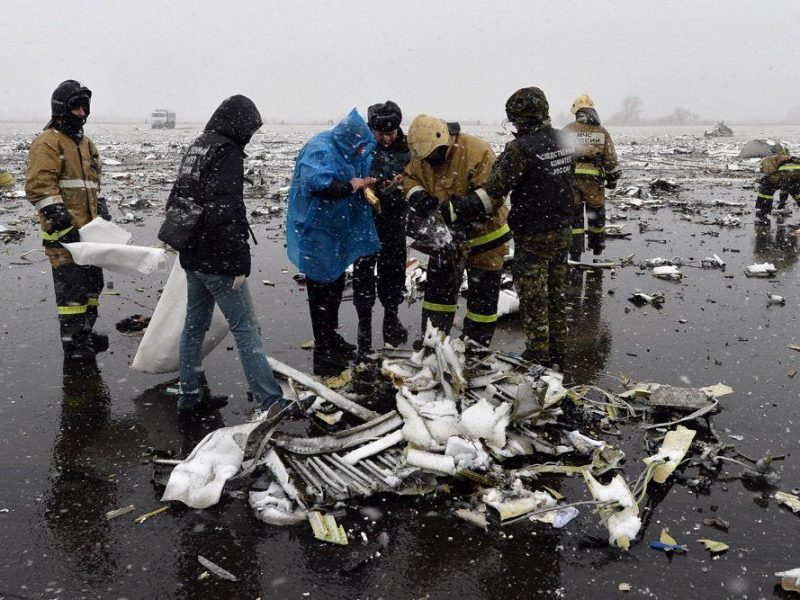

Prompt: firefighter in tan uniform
[
  {"left": 563, "top": 95, "right": 620, "bottom": 260},
  {"left": 26, "top": 80, "right": 110, "bottom": 359},
  {"left": 755, "top": 153, "right": 800, "bottom": 223},
  {"left": 404, "top": 115, "right": 511, "bottom": 346}
]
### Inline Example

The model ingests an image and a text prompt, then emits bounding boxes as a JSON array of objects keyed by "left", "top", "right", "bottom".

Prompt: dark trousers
[
  {"left": 306, "top": 274, "right": 345, "bottom": 349},
  {"left": 421, "top": 251, "right": 502, "bottom": 347},
  {"left": 52, "top": 264, "right": 104, "bottom": 346},
  {"left": 571, "top": 176, "right": 606, "bottom": 258},
  {"left": 352, "top": 241, "right": 406, "bottom": 312}
]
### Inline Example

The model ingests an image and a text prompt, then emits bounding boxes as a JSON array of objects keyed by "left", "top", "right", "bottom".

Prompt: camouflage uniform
[
  {"left": 485, "top": 87, "right": 574, "bottom": 366},
  {"left": 512, "top": 228, "right": 571, "bottom": 362},
  {"left": 755, "top": 154, "right": 800, "bottom": 220}
]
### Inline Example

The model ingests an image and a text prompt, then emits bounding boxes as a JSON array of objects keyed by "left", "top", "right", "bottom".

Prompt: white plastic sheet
[
  {"left": 162, "top": 420, "right": 264, "bottom": 508},
  {"left": 131, "top": 261, "right": 229, "bottom": 373},
  {"left": 78, "top": 217, "right": 132, "bottom": 245},
  {"left": 62, "top": 241, "right": 168, "bottom": 276}
]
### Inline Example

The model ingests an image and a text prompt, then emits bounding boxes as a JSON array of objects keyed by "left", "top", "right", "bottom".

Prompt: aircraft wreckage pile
[{"left": 158, "top": 324, "right": 792, "bottom": 550}]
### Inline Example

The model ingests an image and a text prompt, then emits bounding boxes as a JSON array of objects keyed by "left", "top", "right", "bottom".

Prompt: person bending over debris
[
  {"left": 25, "top": 80, "right": 112, "bottom": 360},
  {"left": 171, "top": 95, "right": 286, "bottom": 418},
  {"left": 287, "top": 109, "right": 381, "bottom": 376},
  {"left": 404, "top": 115, "right": 510, "bottom": 347},
  {"left": 563, "top": 94, "right": 620, "bottom": 260},
  {"left": 485, "top": 87, "right": 574, "bottom": 368},
  {"left": 755, "top": 152, "right": 800, "bottom": 224},
  {"left": 352, "top": 101, "right": 410, "bottom": 356}
]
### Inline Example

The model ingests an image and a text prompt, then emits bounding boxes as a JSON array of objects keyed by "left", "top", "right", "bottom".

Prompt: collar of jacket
[
  {"left": 45, "top": 122, "right": 83, "bottom": 144},
  {"left": 387, "top": 128, "right": 409, "bottom": 152},
  {"left": 205, "top": 131, "right": 247, "bottom": 157},
  {"left": 512, "top": 120, "right": 551, "bottom": 137}
]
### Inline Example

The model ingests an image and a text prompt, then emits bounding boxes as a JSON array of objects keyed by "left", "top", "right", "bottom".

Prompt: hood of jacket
[
  {"left": 205, "top": 95, "right": 263, "bottom": 149},
  {"left": 576, "top": 108, "right": 601, "bottom": 126},
  {"left": 331, "top": 108, "right": 376, "bottom": 162}
]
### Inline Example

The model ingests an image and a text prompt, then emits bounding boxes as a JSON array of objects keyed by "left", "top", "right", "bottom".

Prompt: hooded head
[
  {"left": 407, "top": 115, "right": 451, "bottom": 161},
  {"left": 205, "top": 95, "right": 263, "bottom": 149},
  {"left": 505, "top": 87, "right": 551, "bottom": 131},
  {"left": 46, "top": 79, "right": 92, "bottom": 137},
  {"left": 571, "top": 94, "right": 601, "bottom": 125},
  {"left": 330, "top": 108, "right": 376, "bottom": 159}
]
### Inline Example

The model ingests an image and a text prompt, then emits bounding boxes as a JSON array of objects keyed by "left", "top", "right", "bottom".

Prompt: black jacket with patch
[
  {"left": 370, "top": 129, "right": 410, "bottom": 246},
  {"left": 487, "top": 126, "right": 574, "bottom": 237},
  {"left": 171, "top": 95, "right": 262, "bottom": 276}
]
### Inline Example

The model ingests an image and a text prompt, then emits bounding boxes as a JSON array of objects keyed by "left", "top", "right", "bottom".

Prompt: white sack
[
  {"left": 63, "top": 241, "right": 168, "bottom": 276},
  {"left": 78, "top": 217, "right": 133, "bottom": 245},
  {"left": 162, "top": 420, "right": 263, "bottom": 508},
  {"left": 131, "top": 260, "right": 229, "bottom": 373}
]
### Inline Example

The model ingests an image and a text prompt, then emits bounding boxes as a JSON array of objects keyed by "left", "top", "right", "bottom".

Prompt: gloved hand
[
  {"left": 604, "top": 170, "right": 621, "bottom": 190},
  {"left": 40, "top": 203, "right": 79, "bottom": 245},
  {"left": 96, "top": 196, "right": 112, "bottom": 221},
  {"left": 408, "top": 189, "right": 439, "bottom": 216},
  {"left": 40, "top": 203, "right": 74, "bottom": 233},
  {"left": 448, "top": 191, "right": 487, "bottom": 225}
]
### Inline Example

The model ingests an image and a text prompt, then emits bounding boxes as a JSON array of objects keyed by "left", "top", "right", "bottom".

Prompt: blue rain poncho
[{"left": 287, "top": 109, "right": 381, "bottom": 283}]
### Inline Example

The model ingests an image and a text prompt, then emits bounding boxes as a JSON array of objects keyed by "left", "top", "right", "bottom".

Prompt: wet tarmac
[{"left": 1, "top": 123, "right": 799, "bottom": 599}]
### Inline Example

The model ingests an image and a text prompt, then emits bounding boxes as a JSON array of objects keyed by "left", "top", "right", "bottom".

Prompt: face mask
[
  {"left": 424, "top": 145, "right": 448, "bottom": 166},
  {"left": 58, "top": 111, "right": 87, "bottom": 139}
]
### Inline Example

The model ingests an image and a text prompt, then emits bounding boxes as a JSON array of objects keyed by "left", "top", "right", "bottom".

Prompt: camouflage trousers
[{"left": 512, "top": 227, "right": 571, "bottom": 364}]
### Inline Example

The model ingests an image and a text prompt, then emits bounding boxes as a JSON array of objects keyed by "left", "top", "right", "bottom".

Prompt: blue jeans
[{"left": 178, "top": 271, "right": 284, "bottom": 410}]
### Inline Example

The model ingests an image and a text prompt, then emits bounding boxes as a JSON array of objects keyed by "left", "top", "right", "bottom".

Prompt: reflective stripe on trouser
[
  {"left": 52, "top": 263, "right": 104, "bottom": 345},
  {"left": 462, "top": 268, "right": 501, "bottom": 347},
  {"left": 421, "top": 250, "right": 465, "bottom": 336},
  {"left": 571, "top": 176, "right": 606, "bottom": 258},
  {"left": 513, "top": 227, "right": 571, "bottom": 363},
  {"left": 756, "top": 184, "right": 775, "bottom": 216}
]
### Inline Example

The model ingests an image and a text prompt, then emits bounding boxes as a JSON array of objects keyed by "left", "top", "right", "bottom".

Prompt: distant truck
[{"left": 151, "top": 109, "right": 176, "bottom": 129}]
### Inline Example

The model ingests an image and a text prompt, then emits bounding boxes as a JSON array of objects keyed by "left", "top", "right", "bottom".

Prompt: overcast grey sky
[{"left": 2, "top": 0, "right": 798, "bottom": 124}]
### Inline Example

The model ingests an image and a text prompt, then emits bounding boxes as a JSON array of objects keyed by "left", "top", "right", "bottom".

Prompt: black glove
[
  {"left": 40, "top": 203, "right": 74, "bottom": 233},
  {"left": 408, "top": 189, "right": 439, "bottom": 216},
  {"left": 450, "top": 191, "right": 487, "bottom": 225},
  {"left": 96, "top": 196, "right": 112, "bottom": 221},
  {"left": 605, "top": 170, "right": 621, "bottom": 190}
]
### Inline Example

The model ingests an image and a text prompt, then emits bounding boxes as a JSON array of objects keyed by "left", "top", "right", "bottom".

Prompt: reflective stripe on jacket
[
  {"left": 404, "top": 130, "right": 509, "bottom": 271},
  {"left": 563, "top": 120, "right": 618, "bottom": 178},
  {"left": 26, "top": 128, "right": 101, "bottom": 266}
]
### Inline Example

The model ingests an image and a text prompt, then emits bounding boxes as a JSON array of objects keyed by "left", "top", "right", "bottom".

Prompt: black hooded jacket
[{"left": 171, "top": 95, "right": 262, "bottom": 276}]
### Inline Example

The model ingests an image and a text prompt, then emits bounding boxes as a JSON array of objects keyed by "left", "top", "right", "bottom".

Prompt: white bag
[
  {"left": 79, "top": 217, "right": 133, "bottom": 245},
  {"left": 131, "top": 261, "right": 230, "bottom": 374},
  {"left": 62, "top": 241, "right": 168, "bottom": 276}
]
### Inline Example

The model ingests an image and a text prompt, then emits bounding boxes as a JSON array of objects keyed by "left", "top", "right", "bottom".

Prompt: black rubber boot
[
  {"left": 357, "top": 316, "right": 372, "bottom": 356},
  {"left": 63, "top": 330, "right": 98, "bottom": 360},
  {"left": 382, "top": 307, "right": 408, "bottom": 347},
  {"left": 87, "top": 331, "right": 109, "bottom": 354},
  {"left": 332, "top": 333, "right": 356, "bottom": 360},
  {"left": 313, "top": 345, "right": 349, "bottom": 377}
]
